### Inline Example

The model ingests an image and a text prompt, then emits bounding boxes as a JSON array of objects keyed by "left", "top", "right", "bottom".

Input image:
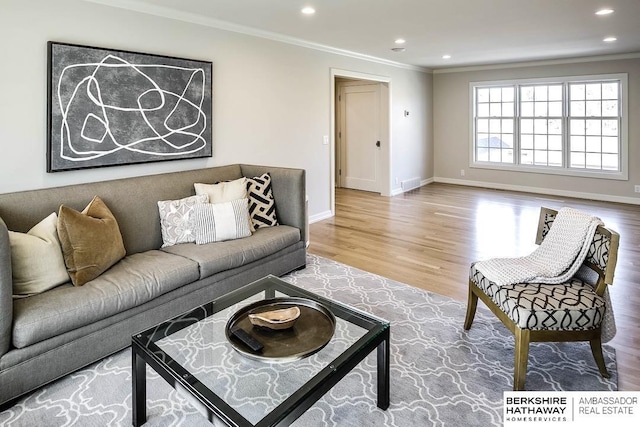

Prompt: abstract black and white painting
[{"left": 47, "top": 42, "right": 212, "bottom": 172}]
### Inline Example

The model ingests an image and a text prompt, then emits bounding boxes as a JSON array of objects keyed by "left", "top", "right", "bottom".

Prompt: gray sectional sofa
[{"left": 0, "top": 164, "right": 307, "bottom": 407}]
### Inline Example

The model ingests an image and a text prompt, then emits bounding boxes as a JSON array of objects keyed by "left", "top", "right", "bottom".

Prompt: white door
[{"left": 338, "top": 83, "right": 381, "bottom": 193}]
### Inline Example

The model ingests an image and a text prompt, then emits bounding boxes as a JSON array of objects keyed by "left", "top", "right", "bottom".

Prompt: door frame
[{"left": 330, "top": 69, "right": 391, "bottom": 216}]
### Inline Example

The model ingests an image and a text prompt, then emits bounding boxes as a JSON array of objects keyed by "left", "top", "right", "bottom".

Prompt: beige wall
[
  {"left": 0, "top": 0, "right": 432, "bottom": 219},
  {"left": 433, "top": 58, "right": 640, "bottom": 204}
]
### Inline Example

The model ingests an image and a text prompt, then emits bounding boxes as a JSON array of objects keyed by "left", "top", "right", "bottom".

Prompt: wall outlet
[
  {"left": 322, "top": 135, "right": 329, "bottom": 145},
  {"left": 460, "top": 169, "right": 465, "bottom": 177},
  {"left": 395, "top": 177, "right": 399, "bottom": 184},
  {"left": 635, "top": 185, "right": 640, "bottom": 193}
]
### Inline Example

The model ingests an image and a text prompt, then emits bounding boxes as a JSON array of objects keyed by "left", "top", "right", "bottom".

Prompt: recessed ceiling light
[
  {"left": 595, "top": 8, "right": 614, "bottom": 15},
  {"left": 603, "top": 37, "right": 617, "bottom": 42},
  {"left": 301, "top": 6, "right": 316, "bottom": 15},
  {"left": 395, "top": 38, "right": 406, "bottom": 45},
  {"left": 442, "top": 54, "right": 452, "bottom": 59}
]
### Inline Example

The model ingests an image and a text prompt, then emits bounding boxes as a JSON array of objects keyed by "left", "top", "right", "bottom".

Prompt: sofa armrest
[
  {"left": 0, "top": 216, "right": 12, "bottom": 357},
  {"left": 240, "top": 165, "right": 306, "bottom": 244}
]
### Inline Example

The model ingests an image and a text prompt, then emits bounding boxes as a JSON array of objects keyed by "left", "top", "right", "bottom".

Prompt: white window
[
  {"left": 475, "top": 87, "right": 514, "bottom": 164},
  {"left": 470, "top": 74, "right": 627, "bottom": 180}
]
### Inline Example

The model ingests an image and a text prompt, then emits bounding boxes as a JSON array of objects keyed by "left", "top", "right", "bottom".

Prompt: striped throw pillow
[{"left": 192, "top": 198, "right": 252, "bottom": 244}]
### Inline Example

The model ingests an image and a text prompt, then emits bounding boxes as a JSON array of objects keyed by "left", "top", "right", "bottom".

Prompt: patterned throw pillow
[
  {"left": 246, "top": 173, "right": 279, "bottom": 229},
  {"left": 157, "top": 194, "right": 209, "bottom": 247},
  {"left": 192, "top": 198, "right": 252, "bottom": 244}
]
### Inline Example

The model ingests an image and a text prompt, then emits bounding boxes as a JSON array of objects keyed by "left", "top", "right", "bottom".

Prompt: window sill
[{"left": 470, "top": 162, "right": 628, "bottom": 181}]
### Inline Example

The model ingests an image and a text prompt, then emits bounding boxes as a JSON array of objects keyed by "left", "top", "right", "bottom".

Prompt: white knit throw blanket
[
  {"left": 475, "top": 207, "right": 616, "bottom": 342},
  {"left": 475, "top": 207, "right": 602, "bottom": 286}
]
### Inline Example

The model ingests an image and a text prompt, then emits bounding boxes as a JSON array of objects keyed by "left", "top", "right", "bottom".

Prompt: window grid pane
[
  {"left": 475, "top": 86, "right": 515, "bottom": 164},
  {"left": 519, "top": 84, "right": 563, "bottom": 167},
  {"left": 568, "top": 81, "right": 620, "bottom": 171}
]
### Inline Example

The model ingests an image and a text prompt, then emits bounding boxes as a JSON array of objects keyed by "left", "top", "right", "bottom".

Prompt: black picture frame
[{"left": 47, "top": 41, "right": 213, "bottom": 172}]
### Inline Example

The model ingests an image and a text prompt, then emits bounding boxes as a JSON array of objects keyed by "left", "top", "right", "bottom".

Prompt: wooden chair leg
[
  {"left": 513, "top": 328, "right": 530, "bottom": 391},
  {"left": 589, "top": 337, "right": 610, "bottom": 378},
  {"left": 463, "top": 282, "right": 479, "bottom": 330}
]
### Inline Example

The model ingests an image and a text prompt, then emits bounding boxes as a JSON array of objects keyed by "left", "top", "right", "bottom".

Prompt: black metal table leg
[
  {"left": 377, "top": 328, "right": 390, "bottom": 410},
  {"left": 132, "top": 346, "right": 147, "bottom": 426}
]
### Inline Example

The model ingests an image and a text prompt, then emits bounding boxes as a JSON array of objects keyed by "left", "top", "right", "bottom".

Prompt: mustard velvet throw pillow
[
  {"left": 9, "top": 212, "right": 71, "bottom": 297},
  {"left": 57, "top": 196, "right": 126, "bottom": 286}
]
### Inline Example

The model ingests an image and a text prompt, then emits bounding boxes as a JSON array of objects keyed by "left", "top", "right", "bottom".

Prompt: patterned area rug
[{"left": 0, "top": 254, "right": 617, "bottom": 427}]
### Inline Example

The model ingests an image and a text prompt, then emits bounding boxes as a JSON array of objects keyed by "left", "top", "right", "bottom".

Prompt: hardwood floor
[{"left": 308, "top": 183, "right": 640, "bottom": 391}]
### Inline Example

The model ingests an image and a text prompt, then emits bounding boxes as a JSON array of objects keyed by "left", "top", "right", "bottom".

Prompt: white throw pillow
[
  {"left": 192, "top": 198, "right": 252, "bottom": 244},
  {"left": 157, "top": 194, "right": 209, "bottom": 247},
  {"left": 9, "top": 213, "right": 70, "bottom": 297},
  {"left": 194, "top": 177, "right": 247, "bottom": 203}
]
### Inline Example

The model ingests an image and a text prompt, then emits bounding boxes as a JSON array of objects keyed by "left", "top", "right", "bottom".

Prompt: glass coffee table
[{"left": 132, "top": 275, "right": 391, "bottom": 426}]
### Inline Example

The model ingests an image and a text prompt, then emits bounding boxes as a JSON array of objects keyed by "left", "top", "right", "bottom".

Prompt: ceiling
[{"left": 93, "top": 0, "right": 640, "bottom": 70}]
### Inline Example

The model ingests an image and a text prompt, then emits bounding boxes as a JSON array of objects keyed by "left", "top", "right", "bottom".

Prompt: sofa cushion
[
  {"left": 9, "top": 213, "right": 70, "bottom": 297},
  {"left": 12, "top": 250, "right": 199, "bottom": 348},
  {"left": 162, "top": 225, "right": 300, "bottom": 279},
  {"left": 158, "top": 194, "right": 209, "bottom": 248},
  {"left": 192, "top": 198, "right": 252, "bottom": 244},
  {"left": 57, "top": 196, "right": 126, "bottom": 286}
]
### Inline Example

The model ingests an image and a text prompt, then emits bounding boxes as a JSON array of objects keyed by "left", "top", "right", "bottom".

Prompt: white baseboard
[
  {"left": 434, "top": 177, "right": 640, "bottom": 205},
  {"left": 309, "top": 210, "right": 333, "bottom": 224},
  {"left": 391, "top": 178, "right": 434, "bottom": 196}
]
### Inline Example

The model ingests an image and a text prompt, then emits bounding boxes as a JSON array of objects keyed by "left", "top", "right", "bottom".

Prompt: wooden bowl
[{"left": 248, "top": 306, "right": 301, "bottom": 330}]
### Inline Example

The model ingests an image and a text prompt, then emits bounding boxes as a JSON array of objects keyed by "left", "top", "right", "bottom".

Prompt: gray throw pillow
[{"left": 158, "top": 194, "right": 209, "bottom": 247}]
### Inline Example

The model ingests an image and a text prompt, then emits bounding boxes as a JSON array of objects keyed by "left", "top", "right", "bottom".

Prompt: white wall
[
  {"left": 0, "top": 0, "right": 432, "bottom": 219},
  {"left": 433, "top": 57, "right": 640, "bottom": 203}
]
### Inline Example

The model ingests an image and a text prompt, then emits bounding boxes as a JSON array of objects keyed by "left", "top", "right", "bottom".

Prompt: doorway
[{"left": 330, "top": 69, "right": 391, "bottom": 216}]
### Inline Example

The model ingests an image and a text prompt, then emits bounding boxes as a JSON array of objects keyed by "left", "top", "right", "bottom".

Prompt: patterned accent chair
[{"left": 463, "top": 207, "right": 620, "bottom": 390}]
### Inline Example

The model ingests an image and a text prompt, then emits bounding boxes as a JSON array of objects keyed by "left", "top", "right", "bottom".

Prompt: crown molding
[
  {"left": 433, "top": 52, "right": 640, "bottom": 74},
  {"left": 83, "top": 0, "right": 430, "bottom": 73}
]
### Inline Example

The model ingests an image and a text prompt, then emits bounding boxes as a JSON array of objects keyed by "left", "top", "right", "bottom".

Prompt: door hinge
[
  {"left": 338, "top": 95, "right": 341, "bottom": 102},
  {"left": 339, "top": 169, "right": 342, "bottom": 176},
  {"left": 338, "top": 131, "right": 341, "bottom": 139}
]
